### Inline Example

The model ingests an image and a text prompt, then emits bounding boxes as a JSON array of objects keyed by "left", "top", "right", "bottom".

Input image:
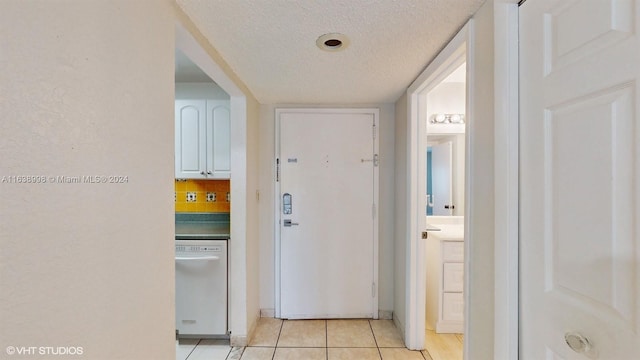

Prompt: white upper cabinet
[
  {"left": 175, "top": 99, "right": 230, "bottom": 179},
  {"left": 206, "top": 100, "right": 231, "bottom": 178}
]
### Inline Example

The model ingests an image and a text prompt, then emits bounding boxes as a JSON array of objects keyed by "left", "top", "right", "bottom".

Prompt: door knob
[
  {"left": 564, "top": 332, "right": 592, "bottom": 354},
  {"left": 283, "top": 219, "right": 299, "bottom": 227}
]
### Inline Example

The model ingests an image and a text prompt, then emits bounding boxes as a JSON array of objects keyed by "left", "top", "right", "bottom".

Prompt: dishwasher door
[{"left": 175, "top": 240, "right": 227, "bottom": 337}]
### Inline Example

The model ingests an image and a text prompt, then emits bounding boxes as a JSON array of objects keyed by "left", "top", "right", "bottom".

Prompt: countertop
[
  {"left": 425, "top": 223, "right": 464, "bottom": 241},
  {"left": 175, "top": 212, "right": 230, "bottom": 240}
]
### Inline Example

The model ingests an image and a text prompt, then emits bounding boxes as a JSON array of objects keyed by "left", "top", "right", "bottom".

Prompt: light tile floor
[
  {"left": 237, "top": 318, "right": 424, "bottom": 360},
  {"left": 176, "top": 339, "right": 232, "bottom": 360},
  {"left": 176, "top": 319, "right": 462, "bottom": 360}
]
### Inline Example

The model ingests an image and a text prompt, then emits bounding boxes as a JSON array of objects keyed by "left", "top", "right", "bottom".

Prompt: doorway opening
[
  {"left": 423, "top": 61, "right": 466, "bottom": 360},
  {"left": 405, "top": 22, "right": 470, "bottom": 353},
  {"left": 175, "top": 21, "right": 250, "bottom": 348}
]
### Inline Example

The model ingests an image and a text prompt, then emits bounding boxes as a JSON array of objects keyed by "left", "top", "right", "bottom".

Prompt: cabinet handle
[
  {"left": 207, "top": 171, "right": 212, "bottom": 175},
  {"left": 175, "top": 256, "right": 220, "bottom": 261},
  {"left": 200, "top": 171, "right": 206, "bottom": 175}
]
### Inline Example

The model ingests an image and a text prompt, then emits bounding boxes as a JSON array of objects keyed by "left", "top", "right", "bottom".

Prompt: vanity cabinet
[
  {"left": 426, "top": 234, "right": 464, "bottom": 333},
  {"left": 175, "top": 100, "right": 230, "bottom": 179}
]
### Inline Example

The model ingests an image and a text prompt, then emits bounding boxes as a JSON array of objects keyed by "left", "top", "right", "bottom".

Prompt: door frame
[
  {"left": 406, "top": 23, "right": 469, "bottom": 351},
  {"left": 405, "top": 2, "right": 520, "bottom": 357},
  {"left": 274, "top": 108, "right": 380, "bottom": 319},
  {"left": 492, "top": 3, "right": 520, "bottom": 358}
]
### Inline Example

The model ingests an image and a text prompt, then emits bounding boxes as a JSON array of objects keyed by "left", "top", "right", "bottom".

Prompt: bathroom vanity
[{"left": 425, "top": 219, "right": 464, "bottom": 334}]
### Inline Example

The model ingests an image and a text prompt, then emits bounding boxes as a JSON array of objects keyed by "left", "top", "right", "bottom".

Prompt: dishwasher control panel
[{"left": 176, "top": 245, "right": 222, "bottom": 253}]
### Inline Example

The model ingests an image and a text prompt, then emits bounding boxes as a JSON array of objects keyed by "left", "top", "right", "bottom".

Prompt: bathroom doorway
[
  {"left": 403, "top": 21, "right": 469, "bottom": 355},
  {"left": 423, "top": 61, "right": 466, "bottom": 360}
]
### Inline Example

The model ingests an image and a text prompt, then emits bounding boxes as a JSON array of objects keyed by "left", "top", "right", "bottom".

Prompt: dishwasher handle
[{"left": 175, "top": 256, "right": 220, "bottom": 261}]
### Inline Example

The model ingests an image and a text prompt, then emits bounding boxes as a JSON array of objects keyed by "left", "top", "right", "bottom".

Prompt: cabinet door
[
  {"left": 443, "top": 262, "right": 464, "bottom": 292},
  {"left": 442, "top": 241, "right": 464, "bottom": 262},
  {"left": 442, "top": 292, "right": 464, "bottom": 322},
  {"left": 206, "top": 100, "right": 231, "bottom": 178},
  {"left": 175, "top": 100, "right": 206, "bottom": 178}
]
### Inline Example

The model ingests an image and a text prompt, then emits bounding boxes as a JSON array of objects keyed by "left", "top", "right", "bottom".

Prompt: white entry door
[
  {"left": 277, "top": 109, "right": 378, "bottom": 319},
  {"left": 520, "top": 0, "right": 639, "bottom": 358},
  {"left": 429, "top": 142, "right": 453, "bottom": 216}
]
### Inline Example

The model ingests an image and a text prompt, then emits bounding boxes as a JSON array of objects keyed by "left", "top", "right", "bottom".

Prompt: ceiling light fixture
[
  {"left": 316, "top": 33, "right": 350, "bottom": 52},
  {"left": 431, "top": 113, "right": 465, "bottom": 124}
]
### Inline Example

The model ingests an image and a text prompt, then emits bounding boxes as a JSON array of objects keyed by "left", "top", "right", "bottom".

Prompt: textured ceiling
[{"left": 176, "top": 0, "right": 484, "bottom": 104}]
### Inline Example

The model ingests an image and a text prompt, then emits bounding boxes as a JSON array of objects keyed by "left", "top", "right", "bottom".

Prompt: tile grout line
[
  {"left": 272, "top": 319, "right": 285, "bottom": 360},
  {"left": 184, "top": 338, "right": 202, "bottom": 360},
  {"left": 325, "top": 320, "right": 328, "bottom": 360},
  {"left": 368, "top": 319, "right": 383, "bottom": 360},
  {"left": 224, "top": 344, "right": 241, "bottom": 360}
]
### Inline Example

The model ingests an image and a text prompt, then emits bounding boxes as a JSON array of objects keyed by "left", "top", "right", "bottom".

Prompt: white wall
[
  {"left": 175, "top": 82, "right": 230, "bottom": 100},
  {"left": 0, "top": 1, "right": 176, "bottom": 359},
  {"left": 257, "top": 104, "right": 396, "bottom": 315},
  {"left": 393, "top": 93, "right": 409, "bottom": 335},
  {"left": 466, "top": 1, "right": 496, "bottom": 358},
  {"left": 1, "top": 2, "right": 263, "bottom": 357},
  {"left": 426, "top": 82, "right": 466, "bottom": 121},
  {"left": 245, "top": 97, "right": 262, "bottom": 339}
]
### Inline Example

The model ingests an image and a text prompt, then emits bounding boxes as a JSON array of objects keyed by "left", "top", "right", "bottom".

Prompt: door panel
[
  {"left": 278, "top": 110, "right": 376, "bottom": 319},
  {"left": 520, "top": 0, "right": 640, "bottom": 358}
]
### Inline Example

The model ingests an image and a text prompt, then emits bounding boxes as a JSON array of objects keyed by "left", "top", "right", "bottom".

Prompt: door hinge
[
  {"left": 372, "top": 123, "right": 377, "bottom": 140},
  {"left": 372, "top": 282, "right": 376, "bottom": 298},
  {"left": 276, "top": 158, "right": 280, "bottom": 182}
]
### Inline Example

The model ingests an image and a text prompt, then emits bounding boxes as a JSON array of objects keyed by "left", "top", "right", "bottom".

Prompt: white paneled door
[
  {"left": 277, "top": 109, "right": 378, "bottom": 319},
  {"left": 520, "top": 0, "right": 639, "bottom": 358}
]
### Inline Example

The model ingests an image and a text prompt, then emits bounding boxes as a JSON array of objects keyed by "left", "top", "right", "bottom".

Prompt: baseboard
[
  {"left": 260, "top": 308, "right": 275, "bottom": 318},
  {"left": 378, "top": 310, "right": 393, "bottom": 320},
  {"left": 393, "top": 315, "right": 405, "bottom": 340},
  {"left": 231, "top": 309, "right": 261, "bottom": 347},
  {"left": 436, "top": 321, "right": 463, "bottom": 334},
  {"left": 259, "top": 308, "right": 390, "bottom": 320},
  {"left": 230, "top": 334, "right": 247, "bottom": 347}
]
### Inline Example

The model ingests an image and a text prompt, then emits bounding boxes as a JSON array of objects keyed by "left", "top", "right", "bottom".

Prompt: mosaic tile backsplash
[{"left": 175, "top": 179, "right": 230, "bottom": 213}]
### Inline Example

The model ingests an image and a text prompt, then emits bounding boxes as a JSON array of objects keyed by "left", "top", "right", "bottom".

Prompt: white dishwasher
[{"left": 175, "top": 239, "right": 227, "bottom": 338}]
